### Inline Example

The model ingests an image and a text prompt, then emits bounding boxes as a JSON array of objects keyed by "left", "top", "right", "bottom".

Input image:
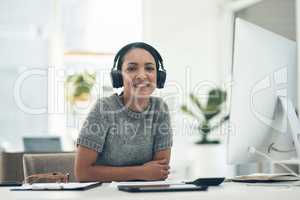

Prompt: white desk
[{"left": 1, "top": 182, "right": 300, "bottom": 200}]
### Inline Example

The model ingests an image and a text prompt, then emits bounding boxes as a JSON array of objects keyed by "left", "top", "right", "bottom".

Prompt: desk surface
[{"left": 1, "top": 182, "right": 300, "bottom": 200}]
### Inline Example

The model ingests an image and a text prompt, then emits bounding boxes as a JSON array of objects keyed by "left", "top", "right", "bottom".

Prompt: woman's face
[{"left": 121, "top": 48, "right": 157, "bottom": 98}]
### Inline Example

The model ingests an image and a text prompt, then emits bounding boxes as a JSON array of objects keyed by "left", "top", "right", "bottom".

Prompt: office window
[
  {"left": 61, "top": 0, "right": 143, "bottom": 53},
  {"left": 49, "top": 0, "right": 143, "bottom": 150}
]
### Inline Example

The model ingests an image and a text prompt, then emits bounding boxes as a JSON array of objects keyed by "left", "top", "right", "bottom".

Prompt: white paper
[{"left": 11, "top": 182, "right": 100, "bottom": 190}]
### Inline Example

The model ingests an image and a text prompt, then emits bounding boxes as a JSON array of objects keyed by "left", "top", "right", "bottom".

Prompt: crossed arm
[{"left": 74, "top": 145, "right": 171, "bottom": 182}]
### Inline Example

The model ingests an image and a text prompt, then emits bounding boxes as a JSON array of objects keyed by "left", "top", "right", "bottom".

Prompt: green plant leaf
[
  {"left": 203, "top": 89, "right": 226, "bottom": 120},
  {"left": 180, "top": 105, "right": 201, "bottom": 121},
  {"left": 204, "top": 109, "right": 221, "bottom": 121},
  {"left": 189, "top": 93, "right": 205, "bottom": 113},
  {"left": 210, "top": 114, "right": 230, "bottom": 131},
  {"left": 206, "top": 89, "right": 226, "bottom": 111}
]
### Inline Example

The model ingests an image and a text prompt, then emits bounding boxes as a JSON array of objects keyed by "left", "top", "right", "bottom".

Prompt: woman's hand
[{"left": 140, "top": 159, "right": 170, "bottom": 181}]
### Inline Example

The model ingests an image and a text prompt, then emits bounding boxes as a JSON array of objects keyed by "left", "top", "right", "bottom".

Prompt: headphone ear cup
[
  {"left": 110, "top": 70, "right": 123, "bottom": 88},
  {"left": 157, "top": 70, "right": 166, "bottom": 88}
]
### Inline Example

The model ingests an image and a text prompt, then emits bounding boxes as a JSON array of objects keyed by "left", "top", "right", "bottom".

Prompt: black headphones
[{"left": 110, "top": 42, "right": 166, "bottom": 89}]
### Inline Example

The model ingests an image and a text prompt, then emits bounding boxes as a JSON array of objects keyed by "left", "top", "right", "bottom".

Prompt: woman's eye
[
  {"left": 146, "top": 67, "right": 155, "bottom": 71},
  {"left": 127, "top": 66, "right": 136, "bottom": 71}
]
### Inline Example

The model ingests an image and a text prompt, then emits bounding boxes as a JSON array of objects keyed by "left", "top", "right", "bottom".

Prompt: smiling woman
[{"left": 74, "top": 42, "right": 173, "bottom": 182}]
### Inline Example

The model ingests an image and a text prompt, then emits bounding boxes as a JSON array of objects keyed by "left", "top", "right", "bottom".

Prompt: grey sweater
[{"left": 76, "top": 93, "right": 173, "bottom": 166}]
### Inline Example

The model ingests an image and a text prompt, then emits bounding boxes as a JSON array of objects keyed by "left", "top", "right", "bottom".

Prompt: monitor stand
[
  {"left": 247, "top": 96, "right": 300, "bottom": 175},
  {"left": 277, "top": 96, "right": 300, "bottom": 159}
]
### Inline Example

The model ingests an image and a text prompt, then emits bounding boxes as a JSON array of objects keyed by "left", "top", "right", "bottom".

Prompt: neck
[{"left": 122, "top": 92, "right": 150, "bottom": 112}]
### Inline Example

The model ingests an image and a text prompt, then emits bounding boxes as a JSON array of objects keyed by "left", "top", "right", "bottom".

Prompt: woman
[{"left": 75, "top": 42, "right": 173, "bottom": 182}]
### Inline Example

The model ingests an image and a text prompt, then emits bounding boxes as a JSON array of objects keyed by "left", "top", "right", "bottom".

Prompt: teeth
[{"left": 134, "top": 82, "right": 149, "bottom": 87}]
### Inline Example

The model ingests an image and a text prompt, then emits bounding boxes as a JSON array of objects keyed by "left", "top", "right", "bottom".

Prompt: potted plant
[
  {"left": 181, "top": 88, "right": 229, "bottom": 144},
  {"left": 63, "top": 71, "right": 97, "bottom": 147},
  {"left": 65, "top": 71, "right": 96, "bottom": 105}
]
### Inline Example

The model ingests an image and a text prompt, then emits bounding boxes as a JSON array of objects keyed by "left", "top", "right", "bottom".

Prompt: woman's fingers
[
  {"left": 161, "top": 169, "right": 170, "bottom": 176},
  {"left": 157, "top": 159, "right": 167, "bottom": 165},
  {"left": 162, "top": 165, "right": 170, "bottom": 170}
]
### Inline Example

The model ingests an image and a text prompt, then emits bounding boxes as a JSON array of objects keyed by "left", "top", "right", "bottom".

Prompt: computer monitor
[
  {"left": 227, "top": 18, "right": 299, "bottom": 165},
  {"left": 23, "top": 136, "right": 62, "bottom": 152}
]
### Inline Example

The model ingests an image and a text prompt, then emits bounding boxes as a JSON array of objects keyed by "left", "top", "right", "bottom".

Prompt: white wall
[
  {"left": 142, "top": 0, "right": 234, "bottom": 178},
  {"left": 143, "top": 0, "right": 225, "bottom": 91},
  {"left": 142, "top": 0, "right": 229, "bottom": 132},
  {"left": 0, "top": 0, "right": 53, "bottom": 151}
]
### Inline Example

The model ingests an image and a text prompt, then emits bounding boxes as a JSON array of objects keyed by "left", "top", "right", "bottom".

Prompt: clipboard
[
  {"left": 10, "top": 182, "right": 101, "bottom": 191},
  {"left": 118, "top": 184, "right": 208, "bottom": 192}
]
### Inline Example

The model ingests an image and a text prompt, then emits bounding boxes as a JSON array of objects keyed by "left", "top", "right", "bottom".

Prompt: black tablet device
[
  {"left": 185, "top": 177, "right": 225, "bottom": 186},
  {"left": 118, "top": 184, "right": 208, "bottom": 192}
]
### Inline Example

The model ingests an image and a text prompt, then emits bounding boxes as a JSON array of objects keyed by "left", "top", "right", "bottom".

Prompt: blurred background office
[{"left": 0, "top": 0, "right": 297, "bottom": 179}]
